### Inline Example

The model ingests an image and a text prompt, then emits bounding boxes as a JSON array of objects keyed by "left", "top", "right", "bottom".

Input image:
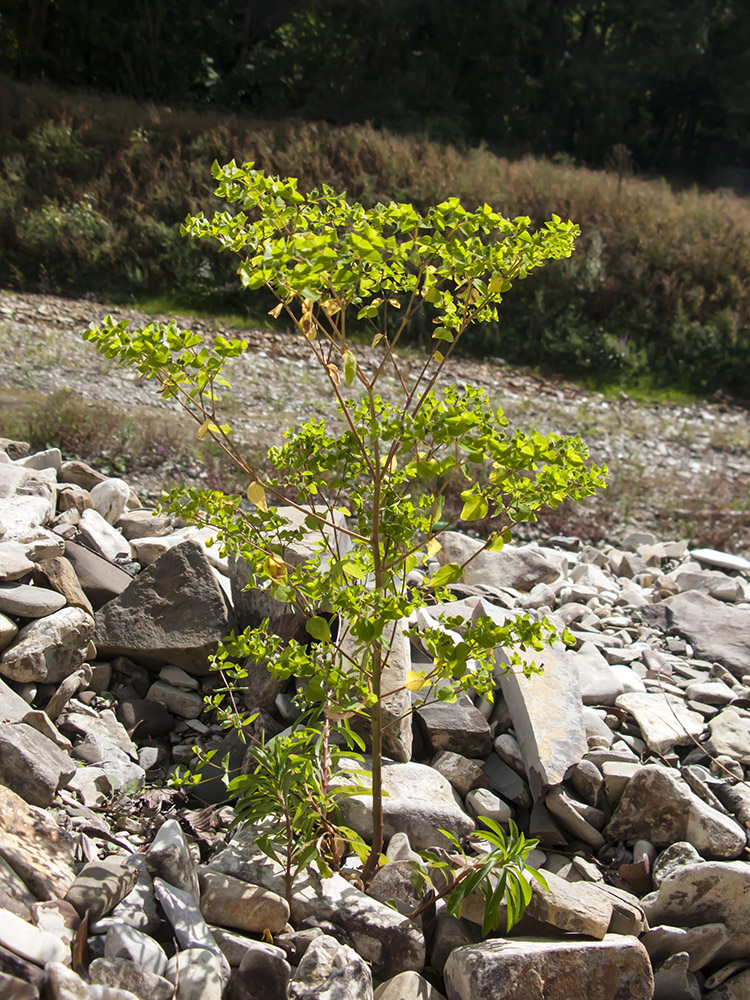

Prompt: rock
[
  {"left": 0, "top": 784, "right": 76, "bottom": 899},
  {"left": 116, "top": 699, "right": 174, "bottom": 738},
  {"left": 145, "top": 680, "right": 203, "bottom": 718},
  {"left": 46, "top": 960, "right": 141, "bottom": 1000},
  {"left": 526, "top": 871, "right": 612, "bottom": 939},
  {"left": 652, "top": 951, "right": 700, "bottom": 1000},
  {"left": 227, "top": 941, "right": 291, "bottom": 1000},
  {"left": 0, "top": 541, "right": 35, "bottom": 582},
  {"left": 708, "top": 965, "right": 750, "bottom": 999},
  {"left": 481, "top": 755, "right": 531, "bottom": 807},
  {"left": 575, "top": 642, "right": 629, "bottom": 705},
  {"left": 89, "top": 479, "right": 131, "bottom": 525},
  {"left": 144, "top": 818, "right": 200, "bottom": 901},
  {"left": 604, "top": 764, "right": 746, "bottom": 858},
  {"left": 614, "top": 691, "right": 705, "bottom": 755},
  {"left": 57, "top": 483, "right": 92, "bottom": 515},
  {"left": 0, "top": 906, "right": 67, "bottom": 964},
  {"left": 0, "top": 582, "right": 66, "bottom": 618},
  {"left": 600, "top": 761, "right": 642, "bottom": 804},
  {"left": 95, "top": 541, "right": 234, "bottom": 675},
  {"left": 641, "top": 922, "right": 730, "bottom": 971},
  {"left": 104, "top": 925, "right": 168, "bottom": 978},
  {"left": 209, "top": 834, "right": 424, "bottom": 978},
  {"left": 0, "top": 607, "right": 94, "bottom": 684},
  {"left": 0, "top": 496, "right": 54, "bottom": 537},
  {"left": 164, "top": 948, "right": 224, "bottom": 1000},
  {"left": 61, "top": 708, "right": 137, "bottom": 759},
  {"left": 153, "top": 877, "right": 227, "bottom": 971},
  {"left": 708, "top": 706, "right": 750, "bottom": 762},
  {"left": 0, "top": 721, "right": 76, "bottom": 806},
  {"left": 117, "top": 510, "right": 172, "bottom": 540},
  {"left": 431, "top": 752, "right": 489, "bottom": 799},
  {"left": 88, "top": 958, "right": 174, "bottom": 1000},
  {"left": 0, "top": 854, "right": 36, "bottom": 920},
  {"left": 78, "top": 508, "right": 131, "bottom": 562},
  {"left": 492, "top": 634, "right": 587, "bottom": 800},
  {"left": 545, "top": 786, "right": 605, "bottom": 849},
  {"left": 642, "top": 860, "right": 750, "bottom": 963},
  {"left": 289, "top": 934, "right": 372, "bottom": 1000},
  {"left": 374, "top": 971, "right": 446, "bottom": 1000},
  {"left": 200, "top": 870, "right": 290, "bottom": 934},
  {"left": 437, "top": 534, "right": 560, "bottom": 592},
  {"left": 71, "top": 734, "right": 145, "bottom": 790},
  {"left": 15, "top": 447, "right": 61, "bottom": 471},
  {"left": 337, "top": 758, "right": 474, "bottom": 850},
  {"left": 416, "top": 696, "right": 492, "bottom": 758},
  {"left": 0, "top": 674, "right": 34, "bottom": 721},
  {"left": 465, "top": 788, "right": 513, "bottom": 825},
  {"left": 90, "top": 870, "right": 161, "bottom": 936},
  {"left": 34, "top": 557, "right": 93, "bottom": 615},
  {"left": 366, "top": 860, "right": 430, "bottom": 919},
  {"left": 65, "top": 860, "right": 139, "bottom": 921},
  {"left": 62, "top": 538, "right": 134, "bottom": 610},
  {"left": 661, "top": 592, "right": 750, "bottom": 679},
  {"left": 690, "top": 548, "right": 750, "bottom": 573},
  {"left": 0, "top": 971, "right": 38, "bottom": 998},
  {"left": 443, "top": 935, "right": 654, "bottom": 1000}
]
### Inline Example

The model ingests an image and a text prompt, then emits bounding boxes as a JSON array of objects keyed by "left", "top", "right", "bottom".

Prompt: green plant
[
  {"left": 84, "top": 162, "right": 605, "bottom": 902},
  {"left": 413, "top": 818, "right": 547, "bottom": 936}
]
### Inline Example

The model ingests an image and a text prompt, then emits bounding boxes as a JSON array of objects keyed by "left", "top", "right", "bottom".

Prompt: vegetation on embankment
[{"left": 2, "top": 78, "right": 749, "bottom": 395}]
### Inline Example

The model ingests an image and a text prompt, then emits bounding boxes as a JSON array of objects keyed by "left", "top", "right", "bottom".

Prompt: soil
[{"left": 2, "top": 289, "right": 750, "bottom": 553}]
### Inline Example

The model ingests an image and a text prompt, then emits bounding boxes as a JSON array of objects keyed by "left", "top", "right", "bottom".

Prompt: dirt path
[{"left": 2, "top": 289, "right": 749, "bottom": 552}]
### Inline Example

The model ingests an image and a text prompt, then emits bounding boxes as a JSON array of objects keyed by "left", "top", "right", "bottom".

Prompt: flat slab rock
[
  {"left": 95, "top": 540, "right": 235, "bottom": 675},
  {"left": 660, "top": 591, "right": 750, "bottom": 678},
  {"left": 443, "top": 935, "right": 654, "bottom": 1000}
]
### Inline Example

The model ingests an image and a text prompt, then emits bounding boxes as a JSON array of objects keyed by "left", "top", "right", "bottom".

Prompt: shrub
[{"left": 85, "top": 163, "right": 605, "bottom": 925}]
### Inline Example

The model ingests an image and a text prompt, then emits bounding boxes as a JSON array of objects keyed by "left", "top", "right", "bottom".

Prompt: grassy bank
[{"left": 2, "top": 78, "right": 749, "bottom": 395}]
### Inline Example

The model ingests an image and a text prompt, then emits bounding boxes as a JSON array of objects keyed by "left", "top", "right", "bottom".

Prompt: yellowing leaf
[
  {"left": 405, "top": 670, "right": 427, "bottom": 692},
  {"left": 268, "top": 302, "right": 284, "bottom": 319},
  {"left": 321, "top": 298, "right": 342, "bottom": 316},
  {"left": 266, "top": 555, "right": 287, "bottom": 580},
  {"left": 371, "top": 332, "right": 384, "bottom": 348},
  {"left": 246, "top": 481, "right": 267, "bottom": 511},
  {"left": 326, "top": 363, "right": 340, "bottom": 385},
  {"left": 426, "top": 537, "right": 442, "bottom": 558},
  {"left": 197, "top": 419, "right": 211, "bottom": 440}
]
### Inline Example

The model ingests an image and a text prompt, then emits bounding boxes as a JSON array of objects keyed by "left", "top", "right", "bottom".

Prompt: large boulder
[
  {"left": 95, "top": 541, "right": 235, "bottom": 675},
  {"left": 660, "top": 592, "right": 750, "bottom": 678}
]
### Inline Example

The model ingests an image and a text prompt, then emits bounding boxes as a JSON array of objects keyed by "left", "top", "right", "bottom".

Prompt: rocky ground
[
  {"left": 2, "top": 290, "right": 750, "bottom": 552},
  {"left": 4, "top": 441, "right": 750, "bottom": 998}
]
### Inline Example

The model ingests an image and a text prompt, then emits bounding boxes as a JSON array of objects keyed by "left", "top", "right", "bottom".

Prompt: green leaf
[
  {"left": 460, "top": 493, "right": 488, "bottom": 521},
  {"left": 342, "top": 350, "right": 357, "bottom": 386},
  {"left": 305, "top": 616, "right": 332, "bottom": 642},
  {"left": 428, "top": 563, "right": 463, "bottom": 588}
]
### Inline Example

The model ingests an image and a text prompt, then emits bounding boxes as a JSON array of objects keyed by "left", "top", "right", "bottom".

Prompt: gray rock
[
  {"left": 0, "top": 582, "right": 66, "bottom": 618},
  {"left": 494, "top": 637, "right": 587, "bottom": 799},
  {"left": 95, "top": 541, "right": 235, "bottom": 675},
  {"left": 104, "top": 925, "right": 168, "bottom": 978},
  {"left": 615, "top": 691, "right": 705, "bottom": 755},
  {"left": 604, "top": 764, "right": 746, "bottom": 858},
  {"left": 0, "top": 674, "right": 33, "bottom": 721},
  {"left": 227, "top": 941, "right": 291, "bottom": 1000},
  {"left": 443, "top": 935, "right": 654, "bottom": 1000},
  {"left": 651, "top": 842, "right": 702, "bottom": 888},
  {"left": 465, "top": 788, "right": 513, "bottom": 825},
  {"left": 661, "top": 591, "right": 750, "bottom": 678},
  {"left": 431, "top": 752, "right": 489, "bottom": 799},
  {"left": 707, "top": 965, "right": 750, "bottom": 999},
  {"left": 641, "top": 922, "right": 730, "bottom": 972},
  {"left": 482, "top": 754, "right": 531, "bottom": 807},
  {"left": 166, "top": 948, "right": 225, "bottom": 1000},
  {"left": 0, "top": 971, "right": 38, "bottom": 998},
  {"left": 62, "top": 537, "right": 134, "bottom": 610},
  {"left": 90, "top": 870, "right": 161, "bottom": 936},
  {"left": 65, "top": 859, "right": 139, "bottom": 921},
  {"left": 545, "top": 786, "right": 605, "bottom": 849},
  {"left": 337, "top": 757, "right": 474, "bottom": 850},
  {"left": 45, "top": 961, "right": 141, "bottom": 1000},
  {"left": 290, "top": 934, "right": 373, "bottom": 1000},
  {"left": 71, "top": 734, "right": 145, "bottom": 790},
  {"left": 374, "top": 972, "right": 445, "bottom": 1000},
  {"left": 153, "top": 877, "right": 228, "bottom": 973},
  {"left": 642, "top": 860, "right": 750, "bottom": 963},
  {"left": 437, "top": 533, "right": 560, "bottom": 592},
  {"left": 526, "top": 870, "right": 612, "bottom": 939},
  {"left": 652, "top": 952, "right": 700, "bottom": 1000},
  {"left": 0, "top": 721, "right": 76, "bottom": 806},
  {"left": 61, "top": 708, "right": 137, "bottom": 759},
  {"left": 78, "top": 507, "right": 131, "bottom": 562},
  {"left": 0, "top": 906, "right": 67, "bottom": 964},
  {"left": 429, "top": 912, "right": 481, "bottom": 974},
  {"left": 708, "top": 706, "right": 750, "bottom": 762},
  {"left": 208, "top": 834, "right": 424, "bottom": 979},
  {"left": 416, "top": 696, "right": 491, "bottom": 758},
  {"left": 145, "top": 680, "right": 203, "bottom": 719},
  {"left": 0, "top": 606, "right": 94, "bottom": 683},
  {"left": 575, "top": 642, "right": 628, "bottom": 705},
  {"left": 34, "top": 556, "right": 93, "bottom": 615},
  {"left": 145, "top": 818, "right": 200, "bottom": 901},
  {"left": 88, "top": 958, "right": 174, "bottom": 1000}
]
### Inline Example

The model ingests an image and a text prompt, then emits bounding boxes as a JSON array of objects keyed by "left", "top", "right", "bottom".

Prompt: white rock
[
  {"left": 690, "top": 548, "right": 750, "bottom": 573},
  {"left": 0, "top": 606, "right": 94, "bottom": 683},
  {"left": 615, "top": 691, "right": 705, "bottom": 755},
  {"left": 78, "top": 508, "right": 130, "bottom": 562},
  {"left": 89, "top": 479, "right": 131, "bottom": 525},
  {"left": 0, "top": 906, "right": 67, "bottom": 964},
  {"left": 15, "top": 448, "right": 62, "bottom": 471}
]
